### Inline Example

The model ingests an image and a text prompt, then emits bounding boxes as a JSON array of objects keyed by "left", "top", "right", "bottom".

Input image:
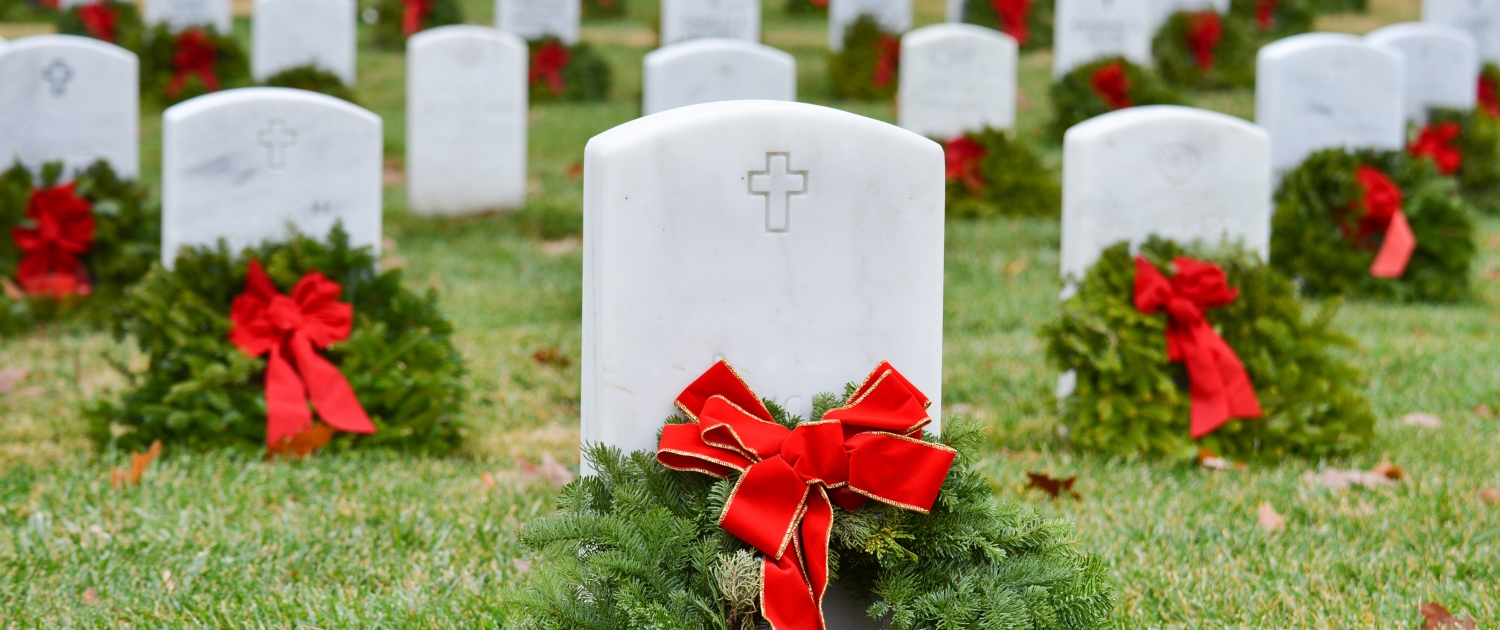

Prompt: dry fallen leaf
[
  {"left": 1302, "top": 467, "right": 1400, "bottom": 491},
  {"left": 1419, "top": 603, "right": 1477, "bottom": 630},
  {"left": 1198, "top": 449, "right": 1233, "bottom": 470},
  {"left": 532, "top": 346, "right": 572, "bottom": 367},
  {"left": 481, "top": 471, "right": 497, "bottom": 491},
  {"left": 1256, "top": 502, "right": 1285, "bottom": 532},
  {"left": 0, "top": 366, "right": 29, "bottom": 394},
  {"left": 520, "top": 452, "right": 575, "bottom": 489},
  {"left": 1371, "top": 461, "right": 1405, "bottom": 481},
  {"left": 382, "top": 159, "right": 405, "bottom": 187},
  {"left": 566, "top": 162, "right": 584, "bottom": 179},
  {"left": 1402, "top": 412, "right": 1442, "bottom": 429},
  {"left": 82, "top": 588, "right": 100, "bottom": 605},
  {"left": 0, "top": 278, "right": 22, "bottom": 301},
  {"left": 1005, "top": 258, "right": 1029, "bottom": 278},
  {"left": 512, "top": 557, "right": 532, "bottom": 575},
  {"left": 1024, "top": 472, "right": 1080, "bottom": 500},
  {"left": 1480, "top": 488, "right": 1500, "bottom": 506},
  {"left": 266, "top": 424, "right": 335, "bottom": 460},
  {"left": 538, "top": 236, "right": 581, "bottom": 256},
  {"left": 114, "top": 440, "right": 163, "bottom": 488}
]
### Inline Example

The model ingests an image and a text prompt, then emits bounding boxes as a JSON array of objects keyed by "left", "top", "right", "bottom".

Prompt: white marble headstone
[
  {"left": 407, "top": 26, "right": 528, "bottom": 215},
  {"left": 1255, "top": 34, "right": 1405, "bottom": 173},
  {"left": 1150, "top": 0, "right": 1228, "bottom": 30},
  {"left": 661, "top": 0, "right": 761, "bottom": 45},
  {"left": 252, "top": 0, "right": 357, "bottom": 86},
  {"left": 642, "top": 39, "right": 795, "bottom": 115},
  {"left": 1423, "top": 0, "right": 1500, "bottom": 63},
  {"left": 1060, "top": 105, "right": 1272, "bottom": 282},
  {"left": 1367, "top": 23, "right": 1478, "bottom": 122},
  {"left": 829, "top": 0, "right": 913, "bottom": 51},
  {"left": 496, "top": 0, "right": 580, "bottom": 44},
  {"left": 0, "top": 35, "right": 139, "bottom": 178},
  {"left": 898, "top": 24, "right": 1017, "bottom": 139},
  {"left": 161, "top": 88, "right": 382, "bottom": 265},
  {"left": 1052, "top": 0, "right": 1153, "bottom": 77},
  {"left": 145, "top": 0, "right": 233, "bottom": 33}
]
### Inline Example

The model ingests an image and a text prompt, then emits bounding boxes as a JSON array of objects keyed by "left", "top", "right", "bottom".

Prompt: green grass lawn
[{"left": 2, "top": 0, "right": 1498, "bottom": 626}]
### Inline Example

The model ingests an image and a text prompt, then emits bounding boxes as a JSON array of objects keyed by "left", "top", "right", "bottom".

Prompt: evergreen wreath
[
  {"left": 86, "top": 225, "right": 468, "bottom": 455},
  {"left": 1270, "top": 148, "right": 1475, "bottom": 302},
  {"left": 943, "top": 127, "right": 1060, "bottom": 217},
  {"left": 140, "top": 24, "right": 251, "bottom": 105},
  {"left": 961, "top": 0, "right": 1054, "bottom": 51},
  {"left": 1151, "top": 9, "right": 1256, "bottom": 89},
  {"left": 262, "top": 65, "right": 357, "bottom": 103},
  {"left": 369, "top": 0, "right": 462, "bottom": 49},
  {"left": 1048, "top": 57, "right": 1182, "bottom": 141},
  {"left": 582, "top": 0, "right": 627, "bottom": 19},
  {"left": 505, "top": 417, "right": 1115, "bottom": 629},
  {"left": 1418, "top": 108, "right": 1500, "bottom": 215},
  {"left": 1227, "top": 0, "right": 1313, "bottom": 42},
  {"left": 527, "top": 37, "right": 612, "bottom": 102},
  {"left": 829, "top": 15, "right": 902, "bottom": 101},
  {"left": 784, "top": 0, "right": 827, "bottom": 15},
  {"left": 55, "top": 0, "right": 145, "bottom": 52},
  {"left": 1043, "top": 238, "right": 1375, "bottom": 461},
  {"left": 0, "top": 160, "right": 158, "bottom": 336},
  {"left": 1479, "top": 63, "right": 1500, "bottom": 120}
]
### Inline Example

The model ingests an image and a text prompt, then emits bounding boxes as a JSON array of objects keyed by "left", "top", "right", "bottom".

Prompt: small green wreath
[
  {"left": 86, "top": 224, "right": 468, "bottom": 454},
  {"left": 262, "top": 64, "right": 357, "bottom": 103},
  {"left": 140, "top": 25, "right": 252, "bottom": 105},
  {"left": 1270, "top": 148, "right": 1475, "bottom": 302},
  {"left": 1151, "top": 9, "right": 1256, "bottom": 89},
  {"left": 582, "top": 0, "right": 627, "bottom": 19},
  {"left": 942, "top": 127, "right": 1060, "bottom": 217},
  {"left": 369, "top": 0, "right": 463, "bottom": 49},
  {"left": 527, "top": 37, "right": 612, "bottom": 103},
  {"left": 829, "top": 15, "right": 902, "bottom": 101},
  {"left": 1048, "top": 57, "right": 1183, "bottom": 141},
  {"left": 1420, "top": 108, "right": 1500, "bottom": 215},
  {"left": 55, "top": 0, "right": 145, "bottom": 52},
  {"left": 784, "top": 0, "right": 827, "bottom": 15},
  {"left": 0, "top": 160, "right": 158, "bottom": 336},
  {"left": 1227, "top": 0, "right": 1313, "bottom": 42},
  {"left": 961, "top": 0, "right": 1054, "bottom": 51},
  {"left": 1043, "top": 238, "right": 1375, "bottom": 461}
]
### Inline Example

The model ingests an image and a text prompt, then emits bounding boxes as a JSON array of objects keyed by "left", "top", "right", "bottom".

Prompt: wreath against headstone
[
  {"left": 1270, "top": 148, "right": 1475, "bottom": 302},
  {"left": 140, "top": 25, "right": 251, "bottom": 105},
  {"left": 0, "top": 160, "right": 158, "bottom": 335},
  {"left": 526, "top": 37, "right": 611, "bottom": 102},
  {"left": 942, "top": 128, "right": 1059, "bottom": 217},
  {"left": 1044, "top": 239, "right": 1375, "bottom": 461},
  {"left": 86, "top": 225, "right": 468, "bottom": 455},
  {"left": 1048, "top": 57, "right": 1182, "bottom": 140},
  {"left": 960, "top": 0, "right": 1054, "bottom": 51},
  {"left": 261, "top": 65, "right": 358, "bottom": 102},
  {"left": 582, "top": 0, "right": 626, "bottom": 19},
  {"left": 55, "top": 0, "right": 146, "bottom": 52},
  {"left": 1151, "top": 9, "right": 1256, "bottom": 88},
  {"left": 1227, "top": 0, "right": 1313, "bottom": 41},
  {"left": 370, "top": 0, "right": 463, "bottom": 49},
  {"left": 829, "top": 15, "right": 902, "bottom": 100},
  {"left": 1417, "top": 108, "right": 1500, "bottom": 215},
  {"left": 784, "top": 0, "right": 827, "bottom": 14},
  {"left": 506, "top": 361, "right": 1116, "bottom": 629}
]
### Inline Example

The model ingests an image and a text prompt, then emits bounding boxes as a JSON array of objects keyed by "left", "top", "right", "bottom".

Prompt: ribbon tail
[
  {"left": 1180, "top": 326, "right": 1232, "bottom": 439},
  {"left": 762, "top": 530, "right": 827, "bottom": 630},
  {"left": 287, "top": 333, "right": 376, "bottom": 435},
  {"left": 1370, "top": 211, "right": 1416, "bottom": 278},
  {"left": 265, "top": 344, "right": 314, "bottom": 445}
]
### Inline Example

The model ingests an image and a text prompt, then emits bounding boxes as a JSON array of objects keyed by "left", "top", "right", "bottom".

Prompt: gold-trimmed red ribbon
[{"left": 657, "top": 360, "right": 956, "bottom": 630}]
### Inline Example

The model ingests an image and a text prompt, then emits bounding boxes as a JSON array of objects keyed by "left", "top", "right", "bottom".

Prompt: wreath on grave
[
  {"left": 1151, "top": 9, "right": 1256, "bottom": 89},
  {"left": 1417, "top": 108, "right": 1500, "bottom": 215},
  {"left": 961, "top": 0, "right": 1054, "bottom": 51},
  {"left": 141, "top": 25, "right": 251, "bottom": 105},
  {"left": 1310, "top": 0, "right": 1363, "bottom": 14},
  {"left": 527, "top": 37, "right": 611, "bottom": 102},
  {"left": 829, "top": 16, "right": 902, "bottom": 101},
  {"left": 784, "top": 0, "right": 827, "bottom": 15},
  {"left": 1048, "top": 57, "right": 1183, "bottom": 141},
  {"left": 370, "top": 0, "right": 463, "bottom": 49},
  {"left": 0, "top": 160, "right": 158, "bottom": 336},
  {"left": 1043, "top": 238, "right": 1375, "bottom": 461},
  {"left": 505, "top": 363, "right": 1115, "bottom": 630},
  {"left": 262, "top": 65, "right": 358, "bottom": 103},
  {"left": 1270, "top": 148, "right": 1475, "bottom": 302},
  {"left": 943, "top": 128, "right": 1060, "bottom": 217},
  {"left": 1479, "top": 63, "right": 1500, "bottom": 120},
  {"left": 0, "top": 0, "right": 55, "bottom": 22},
  {"left": 1227, "top": 0, "right": 1313, "bottom": 42},
  {"left": 55, "top": 0, "right": 146, "bottom": 52},
  {"left": 582, "top": 0, "right": 627, "bottom": 19},
  {"left": 86, "top": 224, "right": 468, "bottom": 455}
]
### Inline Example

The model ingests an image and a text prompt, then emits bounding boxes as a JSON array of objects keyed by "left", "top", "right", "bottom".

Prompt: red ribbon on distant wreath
[
  {"left": 167, "top": 28, "right": 220, "bottom": 98},
  {"left": 40, "top": 0, "right": 59, "bottom": 8},
  {"left": 1254, "top": 0, "right": 1277, "bottom": 31},
  {"left": 657, "top": 361, "right": 956, "bottom": 630},
  {"left": 402, "top": 0, "right": 432, "bottom": 36},
  {"left": 872, "top": 33, "right": 901, "bottom": 88},
  {"left": 1186, "top": 11, "right": 1222, "bottom": 71},
  {"left": 990, "top": 0, "right": 1032, "bottom": 45},
  {"left": 1351, "top": 166, "right": 1416, "bottom": 278},
  {"left": 78, "top": 2, "right": 120, "bottom": 43},
  {"left": 529, "top": 41, "right": 571, "bottom": 96},
  {"left": 1090, "top": 61, "right": 1132, "bottom": 110},
  {"left": 1480, "top": 75, "right": 1500, "bottom": 119},
  {"left": 809, "top": 0, "right": 828, "bottom": 7},
  {"left": 1133, "top": 257, "right": 1262, "bottom": 439},
  {"left": 945, "top": 135, "right": 987, "bottom": 192},
  {"left": 12, "top": 183, "right": 94, "bottom": 299},
  {"left": 1408, "top": 122, "right": 1462, "bottom": 175},
  {"left": 229, "top": 260, "right": 377, "bottom": 446}
]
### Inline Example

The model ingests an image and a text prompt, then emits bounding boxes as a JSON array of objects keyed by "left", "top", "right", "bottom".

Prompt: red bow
[
  {"left": 872, "top": 33, "right": 901, "bottom": 89},
  {"left": 1255, "top": 0, "right": 1276, "bottom": 30},
  {"left": 402, "top": 0, "right": 432, "bottom": 36},
  {"left": 228, "top": 260, "right": 376, "bottom": 446},
  {"left": 990, "top": 0, "right": 1032, "bottom": 45},
  {"left": 945, "top": 135, "right": 987, "bottom": 192},
  {"left": 167, "top": 28, "right": 221, "bottom": 98},
  {"left": 1090, "top": 61, "right": 1132, "bottom": 110},
  {"left": 657, "top": 361, "right": 956, "bottom": 630},
  {"left": 78, "top": 2, "right": 120, "bottom": 43},
  {"left": 529, "top": 41, "right": 572, "bottom": 96},
  {"left": 1133, "top": 257, "right": 1262, "bottom": 439},
  {"left": 1186, "top": 11, "right": 1222, "bottom": 71},
  {"left": 1408, "top": 121, "right": 1462, "bottom": 175},
  {"left": 12, "top": 183, "right": 95, "bottom": 299},
  {"left": 1350, "top": 166, "right": 1415, "bottom": 278}
]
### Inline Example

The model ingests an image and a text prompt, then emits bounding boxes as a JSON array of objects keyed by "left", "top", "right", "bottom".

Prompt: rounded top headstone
[
  {"left": 164, "top": 86, "right": 380, "bottom": 125},
  {"left": 408, "top": 24, "right": 527, "bottom": 49}
]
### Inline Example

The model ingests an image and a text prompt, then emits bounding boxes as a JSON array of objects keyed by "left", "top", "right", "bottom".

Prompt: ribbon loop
[
  {"left": 1353, "top": 165, "right": 1416, "bottom": 279},
  {"left": 168, "top": 29, "right": 221, "bottom": 98},
  {"left": 13, "top": 183, "right": 95, "bottom": 299}
]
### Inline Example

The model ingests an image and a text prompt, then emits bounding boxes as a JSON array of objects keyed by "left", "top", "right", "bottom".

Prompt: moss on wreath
[
  {"left": 262, "top": 64, "right": 357, "bottom": 103},
  {"left": 140, "top": 25, "right": 251, "bottom": 105},
  {"left": 1271, "top": 148, "right": 1476, "bottom": 302},
  {"left": 56, "top": 0, "right": 145, "bottom": 52},
  {"left": 829, "top": 16, "right": 902, "bottom": 101},
  {"left": 1043, "top": 239, "right": 1375, "bottom": 461},
  {"left": 1048, "top": 57, "right": 1183, "bottom": 141},
  {"left": 1227, "top": 0, "right": 1313, "bottom": 41},
  {"left": 1422, "top": 108, "right": 1500, "bottom": 215},
  {"left": 1151, "top": 10, "right": 1256, "bottom": 89},
  {"left": 961, "top": 0, "right": 1054, "bottom": 50},
  {"left": 944, "top": 128, "right": 1060, "bottom": 218},
  {"left": 506, "top": 417, "right": 1114, "bottom": 629},
  {"left": 527, "top": 37, "right": 612, "bottom": 102},
  {"left": 86, "top": 225, "right": 468, "bottom": 454},
  {"left": 369, "top": 0, "right": 462, "bottom": 49}
]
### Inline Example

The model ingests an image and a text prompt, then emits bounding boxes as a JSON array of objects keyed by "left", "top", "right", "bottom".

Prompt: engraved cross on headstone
[
  {"left": 748, "top": 153, "right": 807, "bottom": 233},
  {"left": 258, "top": 120, "right": 297, "bottom": 169},
  {"left": 42, "top": 59, "right": 74, "bottom": 98}
]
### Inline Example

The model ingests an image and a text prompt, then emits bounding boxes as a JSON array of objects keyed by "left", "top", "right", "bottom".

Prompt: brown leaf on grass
[
  {"left": 539, "top": 235, "right": 581, "bottom": 256},
  {"left": 382, "top": 159, "right": 405, "bottom": 187},
  {"left": 1004, "top": 258, "right": 1029, "bottom": 278},
  {"left": 265, "top": 424, "right": 335, "bottom": 460},
  {"left": 532, "top": 346, "right": 572, "bottom": 367},
  {"left": 1474, "top": 404, "right": 1494, "bottom": 419},
  {"left": 0, "top": 278, "right": 22, "bottom": 301},
  {"left": 520, "top": 452, "right": 575, "bottom": 488},
  {"left": 481, "top": 471, "right": 497, "bottom": 491},
  {"left": 1419, "top": 603, "right": 1477, "bottom": 630},
  {"left": 512, "top": 557, "right": 532, "bottom": 575},
  {"left": 1371, "top": 461, "right": 1405, "bottom": 481},
  {"left": 1256, "top": 502, "right": 1285, "bottom": 532},
  {"left": 1024, "top": 472, "right": 1080, "bottom": 500},
  {"left": 1480, "top": 488, "right": 1499, "bottom": 506},
  {"left": 82, "top": 588, "right": 100, "bottom": 605},
  {"left": 1302, "top": 464, "right": 1401, "bottom": 491},
  {"left": 1198, "top": 449, "right": 1232, "bottom": 470},
  {"left": 566, "top": 162, "right": 584, "bottom": 179},
  {"left": 0, "top": 367, "right": 28, "bottom": 394},
  {"left": 1401, "top": 412, "right": 1442, "bottom": 429},
  {"left": 112, "top": 440, "right": 163, "bottom": 487}
]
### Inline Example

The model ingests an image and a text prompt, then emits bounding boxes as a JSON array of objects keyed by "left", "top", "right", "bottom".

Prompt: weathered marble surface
[
  {"left": 1423, "top": 0, "right": 1500, "bottom": 63},
  {"left": 642, "top": 39, "right": 795, "bottom": 115},
  {"left": 661, "top": 0, "right": 761, "bottom": 45},
  {"left": 0, "top": 35, "right": 139, "bottom": 178},
  {"left": 898, "top": 23, "right": 1017, "bottom": 138},
  {"left": 1052, "top": 0, "right": 1152, "bottom": 77},
  {"left": 496, "top": 0, "right": 580, "bottom": 44},
  {"left": 144, "top": 0, "right": 233, "bottom": 33},
  {"left": 1367, "top": 22, "right": 1479, "bottom": 122},
  {"left": 252, "top": 0, "right": 358, "bottom": 85}
]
